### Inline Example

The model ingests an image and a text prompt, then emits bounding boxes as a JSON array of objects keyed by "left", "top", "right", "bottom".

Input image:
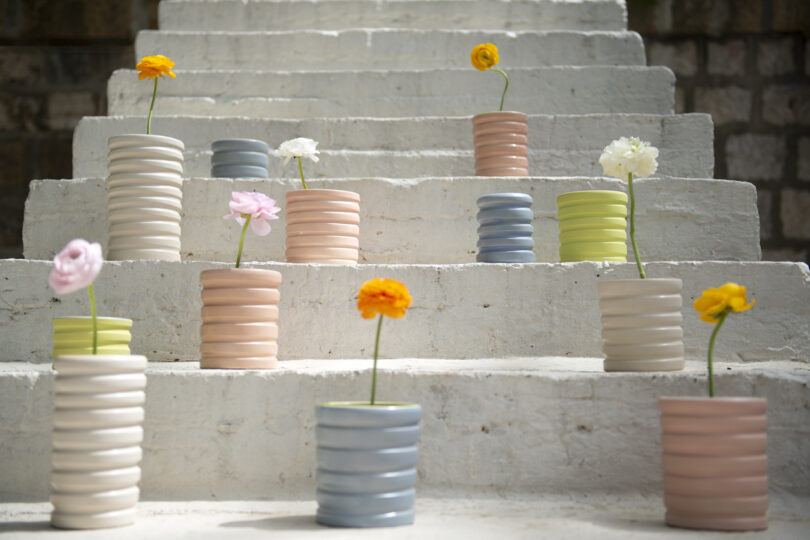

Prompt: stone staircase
[{"left": 1, "top": 0, "right": 809, "bottom": 536}]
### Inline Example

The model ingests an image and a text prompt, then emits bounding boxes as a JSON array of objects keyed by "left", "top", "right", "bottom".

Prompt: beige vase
[
  {"left": 598, "top": 278, "right": 685, "bottom": 372},
  {"left": 285, "top": 189, "right": 360, "bottom": 264},
  {"left": 472, "top": 112, "right": 529, "bottom": 177},
  {"left": 199, "top": 268, "right": 281, "bottom": 369},
  {"left": 660, "top": 397, "right": 768, "bottom": 531}
]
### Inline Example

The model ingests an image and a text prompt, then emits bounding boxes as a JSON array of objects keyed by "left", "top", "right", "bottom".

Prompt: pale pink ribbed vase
[
  {"left": 285, "top": 189, "right": 360, "bottom": 264},
  {"left": 472, "top": 112, "right": 529, "bottom": 177},
  {"left": 199, "top": 268, "right": 281, "bottom": 369}
]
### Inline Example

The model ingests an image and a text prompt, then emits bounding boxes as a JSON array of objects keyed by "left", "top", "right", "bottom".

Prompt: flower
[
  {"left": 136, "top": 55, "right": 176, "bottom": 80},
  {"left": 278, "top": 137, "right": 319, "bottom": 166},
  {"left": 224, "top": 191, "right": 281, "bottom": 237},
  {"left": 48, "top": 239, "right": 103, "bottom": 295},
  {"left": 358, "top": 278, "right": 412, "bottom": 320},
  {"left": 694, "top": 282, "right": 755, "bottom": 324},
  {"left": 599, "top": 136, "right": 659, "bottom": 180},
  {"left": 471, "top": 43, "right": 499, "bottom": 71}
]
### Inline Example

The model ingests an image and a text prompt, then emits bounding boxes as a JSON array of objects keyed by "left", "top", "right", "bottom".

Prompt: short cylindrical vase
[
  {"left": 557, "top": 190, "right": 627, "bottom": 262},
  {"left": 285, "top": 189, "right": 360, "bottom": 264},
  {"left": 476, "top": 193, "right": 535, "bottom": 263},
  {"left": 472, "top": 112, "right": 529, "bottom": 177},
  {"left": 52, "top": 317, "right": 133, "bottom": 357},
  {"left": 211, "top": 138, "right": 269, "bottom": 178}
]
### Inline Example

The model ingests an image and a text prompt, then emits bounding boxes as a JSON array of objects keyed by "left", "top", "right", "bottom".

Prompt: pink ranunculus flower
[
  {"left": 223, "top": 191, "right": 281, "bottom": 236},
  {"left": 48, "top": 239, "right": 103, "bottom": 295}
]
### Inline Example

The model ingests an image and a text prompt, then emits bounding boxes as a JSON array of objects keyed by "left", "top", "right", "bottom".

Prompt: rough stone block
[
  {"left": 763, "top": 247, "right": 808, "bottom": 262},
  {"left": 707, "top": 39, "right": 747, "bottom": 77},
  {"left": 781, "top": 189, "right": 810, "bottom": 239},
  {"left": 757, "top": 189, "right": 773, "bottom": 241},
  {"left": 694, "top": 86, "right": 751, "bottom": 125},
  {"left": 46, "top": 92, "right": 96, "bottom": 130},
  {"left": 799, "top": 137, "right": 810, "bottom": 182},
  {"left": 758, "top": 38, "right": 797, "bottom": 77},
  {"left": 646, "top": 40, "right": 698, "bottom": 77},
  {"left": 772, "top": 0, "right": 810, "bottom": 33},
  {"left": 726, "top": 134, "right": 786, "bottom": 181},
  {"left": 762, "top": 84, "right": 810, "bottom": 126}
]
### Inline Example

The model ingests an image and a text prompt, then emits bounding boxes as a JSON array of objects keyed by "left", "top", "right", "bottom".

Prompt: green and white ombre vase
[
  {"left": 557, "top": 190, "right": 627, "bottom": 263},
  {"left": 52, "top": 317, "right": 133, "bottom": 357}
]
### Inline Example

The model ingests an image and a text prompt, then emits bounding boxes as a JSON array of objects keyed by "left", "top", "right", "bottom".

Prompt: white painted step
[
  {"left": 1, "top": 260, "right": 807, "bottom": 363},
  {"left": 160, "top": 0, "right": 628, "bottom": 32},
  {"left": 135, "top": 30, "right": 645, "bottom": 70},
  {"left": 108, "top": 66, "right": 675, "bottom": 117},
  {"left": 72, "top": 114, "right": 714, "bottom": 179},
  {"left": 1, "top": 359, "right": 808, "bottom": 501},
  {"left": 23, "top": 176, "right": 759, "bottom": 264}
]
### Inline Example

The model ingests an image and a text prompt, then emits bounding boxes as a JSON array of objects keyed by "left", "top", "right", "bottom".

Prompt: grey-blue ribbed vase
[
  {"left": 476, "top": 193, "right": 535, "bottom": 262},
  {"left": 211, "top": 139, "right": 269, "bottom": 178},
  {"left": 315, "top": 402, "right": 421, "bottom": 528}
]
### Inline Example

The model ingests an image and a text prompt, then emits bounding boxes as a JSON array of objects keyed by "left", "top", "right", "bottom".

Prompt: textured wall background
[{"left": 0, "top": 0, "right": 807, "bottom": 262}]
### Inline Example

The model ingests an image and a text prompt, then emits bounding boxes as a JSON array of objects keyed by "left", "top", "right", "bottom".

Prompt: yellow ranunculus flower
[
  {"left": 357, "top": 278, "right": 411, "bottom": 320},
  {"left": 471, "top": 43, "right": 499, "bottom": 71},
  {"left": 136, "top": 55, "right": 176, "bottom": 80},
  {"left": 694, "top": 282, "right": 755, "bottom": 324}
]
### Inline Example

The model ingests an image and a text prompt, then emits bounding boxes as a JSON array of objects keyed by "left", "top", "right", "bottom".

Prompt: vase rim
[
  {"left": 318, "top": 401, "right": 420, "bottom": 409},
  {"left": 53, "top": 316, "right": 132, "bottom": 321},
  {"left": 660, "top": 396, "right": 767, "bottom": 403},
  {"left": 108, "top": 133, "right": 185, "bottom": 151}
]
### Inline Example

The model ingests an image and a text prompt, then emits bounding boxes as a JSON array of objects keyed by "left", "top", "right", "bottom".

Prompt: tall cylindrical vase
[
  {"left": 660, "top": 397, "right": 768, "bottom": 531},
  {"left": 200, "top": 268, "right": 281, "bottom": 369},
  {"left": 50, "top": 354, "right": 147, "bottom": 530},
  {"left": 285, "top": 189, "right": 360, "bottom": 264},
  {"left": 472, "top": 112, "right": 529, "bottom": 177},
  {"left": 107, "top": 134, "right": 184, "bottom": 261},
  {"left": 557, "top": 190, "right": 627, "bottom": 262},
  {"left": 211, "top": 139, "right": 269, "bottom": 178},
  {"left": 476, "top": 193, "right": 535, "bottom": 263},
  {"left": 53, "top": 317, "right": 133, "bottom": 357},
  {"left": 598, "top": 278, "right": 685, "bottom": 372},
  {"left": 315, "top": 402, "right": 422, "bottom": 528}
]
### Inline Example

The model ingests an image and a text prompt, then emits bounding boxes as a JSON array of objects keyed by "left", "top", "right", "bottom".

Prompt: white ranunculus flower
[
  {"left": 278, "top": 137, "right": 320, "bottom": 166},
  {"left": 599, "top": 136, "right": 659, "bottom": 180}
]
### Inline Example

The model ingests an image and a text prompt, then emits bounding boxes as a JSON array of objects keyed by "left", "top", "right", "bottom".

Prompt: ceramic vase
[
  {"left": 476, "top": 193, "right": 535, "bottom": 263},
  {"left": 50, "top": 354, "right": 147, "bottom": 529},
  {"left": 106, "top": 134, "right": 184, "bottom": 261},
  {"left": 557, "top": 190, "right": 627, "bottom": 262},
  {"left": 598, "top": 278, "right": 685, "bottom": 372},
  {"left": 211, "top": 138, "right": 269, "bottom": 178},
  {"left": 285, "top": 189, "right": 360, "bottom": 264},
  {"left": 53, "top": 317, "right": 133, "bottom": 357},
  {"left": 472, "top": 112, "right": 529, "bottom": 177},
  {"left": 199, "top": 268, "right": 281, "bottom": 369},
  {"left": 315, "top": 402, "right": 422, "bottom": 528},
  {"left": 660, "top": 397, "right": 768, "bottom": 531}
]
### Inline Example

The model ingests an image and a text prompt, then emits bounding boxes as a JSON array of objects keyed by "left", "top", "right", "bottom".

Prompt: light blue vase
[
  {"left": 210, "top": 139, "right": 269, "bottom": 178},
  {"left": 476, "top": 193, "right": 535, "bottom": 263}
]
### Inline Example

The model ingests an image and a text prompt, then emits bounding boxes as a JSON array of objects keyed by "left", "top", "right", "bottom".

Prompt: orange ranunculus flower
[
  {"left": 357, "top": 278, "right": 411, "bottom": 320},
  {"left": 136, "top": 55, "right": 176, "bottom": 80},
  {"left": 471, "top": 43, "right": 499, "bottom": 71},
  {"left": 694, "top": 282, "right": 755, "bottom": 323}
]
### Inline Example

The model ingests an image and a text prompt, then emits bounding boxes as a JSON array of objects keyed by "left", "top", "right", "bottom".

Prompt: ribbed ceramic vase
[
  {"left": 53, "top": 317, "right": 132, "bottom": 357},
  {"left": 285, "top": 189, "right": 360, "bottom": 264},
  {"left": 598, "top": 278, "right": 685, "bottom": 372},
  {"left": 660, "top": 397, "right": 768, "bottom": 531},
  {"left": 476, "top": 193, "right": 535, "bottom": 263},
  {"left": 50, "top": 354, "right": 147, "bottom": 530},
  {"left": 557, "top": 190, "right": 627, "bottom": 262},
  {"left": 316, "top": 402, "right": 421, "bottom": 528},
  {"left": 199, "top": 268, "right": 281, "bottom": 369},
  {"left": 211, "top": 139, "right": 269, "bottom": 178},
  {"left": 472, "top": 112, "right": 529, "bottom": 176},
  {"left": 106, "top": 134, "right": 184, "bottom": 261}
]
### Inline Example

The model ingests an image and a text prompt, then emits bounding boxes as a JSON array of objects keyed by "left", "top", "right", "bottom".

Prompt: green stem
[
  {"left": 370, "top": 314, "right": 383, "bottom": 405},
  {"left": 706, "top": 309, "right": 729, "bottom": 398},
  {"left": 235, "top": 214, "right": 251, "bottom": 268},
  {"left": 146, "top": 77, "right": 158, "bottom": 135},
  {"left": 297, "top": 157, "right": 308, "bottom": 190},
  {"left": 627, "top": 172, "right": 646, "bottom": 279},
  {"left": 489, "top": 67, "right": 509, "bottom": 112},
  {"left": 87, "top": 284, "right": 98, "bottom": 355}
]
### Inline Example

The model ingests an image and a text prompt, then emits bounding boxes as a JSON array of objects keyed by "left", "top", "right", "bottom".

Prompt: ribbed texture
[
  {"left": 285, "top": 189, "right": 360, "bottom": 264},
  {"left": 476, "top": 193, "right": 535, "bottom": 263},
  {"left": 472, "top": 112, "right": 529, "bottom": 177},
  {"left": 557, "top": 190, "right": 627, "bottom": 262},
  {"left": 52, "top": 317, "right": 132, "bottom": 357},
  {"left": 210, "top": 138, "right": 269, "bottom": 178}
]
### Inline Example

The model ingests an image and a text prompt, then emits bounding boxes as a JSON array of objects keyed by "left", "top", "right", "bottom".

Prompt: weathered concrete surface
[
  {"left": 0, "top": 260, "right": 807, "bottom": 363},
  {"left": 135, "top": 29, "right": 645, "bottom": 70},
  {"left": 160, "top": 0, "right": 628, "bottom": 31},
  {"left": 108, "top": 66, "right": 675, "bottom": 117},
  {"left": 72, "top": 115, "right": 715, "bottom": 179},
  {"left": 23, "top": 176, "right": 760, "bottom": 263},
  {"left": 1, "top": 360, "right": 808, "bottom": 502}
]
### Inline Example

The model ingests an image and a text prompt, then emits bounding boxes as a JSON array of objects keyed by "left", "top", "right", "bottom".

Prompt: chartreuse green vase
[
  {"left": 556, "top": 190, "right": 628, "bottom": 262},
  {"left": 52, "top": 317, "right": 133, "bottom": 357}
]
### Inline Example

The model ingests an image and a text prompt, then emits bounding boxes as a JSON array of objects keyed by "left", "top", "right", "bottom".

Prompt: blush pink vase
[
  {"left": 285, "top": 189, "right": 360, "bottom": 264},
  {"left": 472, "top": 112, "right": 529, "bottom": 177},
  {"left": 199, "top": 268, "right": 281, "bottom": 369}
]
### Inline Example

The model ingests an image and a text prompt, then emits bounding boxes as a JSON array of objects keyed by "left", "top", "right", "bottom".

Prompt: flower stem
[
  {"left": 489, "top": 67, "right": 509, "bottom": 112},
  {"left": 146, "top": 77, "right": 158, "bottom": 135},
  {"left": 297, "top": 157, "right": 308, "bottom": 190},
  {"left": 235, "top": 214, "right": 251, "bottom": 268},
  {"left": 87, "top": 284, "right": 98, "bottom": 355},
  {"left": 707, "top": 309, "right": 729, "bottom": 398},
  {"left": 627, "top": 172, "right": 646, "bottom": 279},
  {"left": 370, "top": 314, "right": 383, "bottom": 405}
]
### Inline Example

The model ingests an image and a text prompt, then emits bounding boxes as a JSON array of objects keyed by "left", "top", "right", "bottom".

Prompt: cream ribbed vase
[
  {"left": 285, "top": 189, "right": 360, "bottom": 264},
  {"left": 472, "top": 112, "right": 529, "bottom": 177}
]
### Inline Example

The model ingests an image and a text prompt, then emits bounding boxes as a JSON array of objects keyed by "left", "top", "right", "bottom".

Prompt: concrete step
[
  {"left": 108, "top": 66, "right": 675, "bottom": 118},
  {"left": 135, "top": 29, "right": 645, "bottom": 70},
  {"left": 1, "top": 359, "right": 808, "bottom": 502},
  {"left": 72, "top": 114, "right": 714, "bottom": 179},
  {"left": 23, "top": 176, "right": 760, "bottom": 264},
  {"left": 159, "top": 0, "right": 628, "bottom": 32},
  {"left": 0, "top": 260, "right": 806, "bottom": 363}
]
